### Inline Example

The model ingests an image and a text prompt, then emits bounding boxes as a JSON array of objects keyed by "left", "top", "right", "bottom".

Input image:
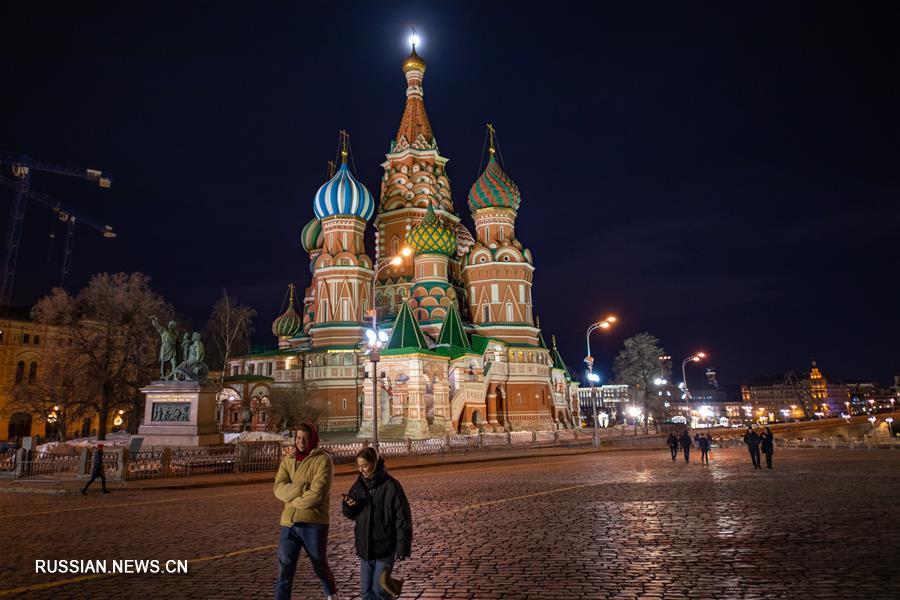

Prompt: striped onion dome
[
  {"left": 300, "top": 217, "right": 323, "bottom": 252},
  {"left": 313, "top": 162, "right": 374, "bottom": 221},
  {"left": 467, "top": 154, "right": 521, "bottom": 213},
  {"left": 272, "top": 285, "right": 302, "bottom": 338},
  {"left": 406, "top": 203, "right": 457, "bottom": 256}
]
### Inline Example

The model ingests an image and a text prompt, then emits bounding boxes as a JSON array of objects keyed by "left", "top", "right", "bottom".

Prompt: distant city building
[
  {"left": 740, "top": 360, "right": 849, "bottom": 423},
  {"left": 578, "top": 384, "right": 630, "bottom": 424}
]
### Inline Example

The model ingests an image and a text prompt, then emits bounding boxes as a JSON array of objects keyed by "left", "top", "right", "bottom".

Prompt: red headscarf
[{"left": 294, "top": 421, "right": 320, "bottom": 462}]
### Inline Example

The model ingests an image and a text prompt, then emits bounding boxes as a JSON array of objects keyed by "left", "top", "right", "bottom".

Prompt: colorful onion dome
[
  {"left": 406, "top": 203, "right": 457, "bottom": 256},
  {"left": 313, "top": 162, "right": 374, "bottom": 221},
  {"left": 403, "top": 46, "right": 426, "bottom": 74},
  {"left": 468, "top": 153, "right": 521, "bottom": 213},
  {"left": 272, "top": 285, "right": 302, "bottom": 338},
  {"left": 301, "top": 217, "right": 323, "bottom": 252}
]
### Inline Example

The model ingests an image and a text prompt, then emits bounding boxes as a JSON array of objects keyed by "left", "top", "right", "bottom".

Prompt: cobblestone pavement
[{"left": 1, "top": 448, "right": 898, "bottom": 599}]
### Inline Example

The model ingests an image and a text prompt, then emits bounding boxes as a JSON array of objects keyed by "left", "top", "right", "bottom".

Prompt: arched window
[
  {"left": 15, "top": 361, "right": 25, "bottom": 384},
  {"left": 28, "top": 361, "right": 37, "bottom": 384}
]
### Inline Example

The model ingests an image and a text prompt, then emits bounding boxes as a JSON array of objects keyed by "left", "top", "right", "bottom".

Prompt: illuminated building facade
[{"left": 226, "top": 45, "right": 579, "bottom": 437}]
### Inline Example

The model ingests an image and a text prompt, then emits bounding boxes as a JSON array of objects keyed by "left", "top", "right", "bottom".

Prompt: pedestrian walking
[
  {"left": 679, "top": 430, "right": 692, "bottom": 463},
  {"left": 743, "top": 426, "right": 762, "bottom": 470},
  {"left": 342, "top": 448, "right": 412, "bottom": 600},
  {"left": 698, "top": 433, "right": 711, "bottom": 464},
  {"left": 273, "top": 422, "right": 339, "bottom": 600},
  {"left": 760, "top": 427, "right": 775, "bottom": 469},
  {"left": 666, "top": 432, "right": 679, "bottom": 462},
  {"left": 81, "top": 443, "right": 109, "bottom": 495}
]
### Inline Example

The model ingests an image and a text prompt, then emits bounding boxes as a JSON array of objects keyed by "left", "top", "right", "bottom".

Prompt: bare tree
[
  {"left": 204, "top": 289, "right": 256, "bottom": 380},
  {"left": 266, "top": 383, "right": 320, "bottom": 431},
  {"left": 613, "top": 333, "right": 672, "bottom": 433},
  {"left": 33, "top": 272, "right": 172, "bottom": 440},
  {"left": 8, "top": 344, "right": 92, "bottom": 442}
]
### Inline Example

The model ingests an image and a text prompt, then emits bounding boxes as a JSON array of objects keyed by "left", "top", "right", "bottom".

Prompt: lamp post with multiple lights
[
  {"left": 584, "top": 315, "right": 617, "bottom": 448},
  {"left": 365, "top": 248, "right": 412, "bottom": 449}
]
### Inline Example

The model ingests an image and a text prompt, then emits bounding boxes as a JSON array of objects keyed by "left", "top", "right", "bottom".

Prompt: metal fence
[{"left": 8, "top": 430, "right": 895, "bottom": 484}]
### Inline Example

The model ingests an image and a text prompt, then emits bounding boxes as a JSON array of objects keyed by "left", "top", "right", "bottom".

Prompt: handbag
[{"left": 379, "top": 560, "right": 404, "bottom": 597}]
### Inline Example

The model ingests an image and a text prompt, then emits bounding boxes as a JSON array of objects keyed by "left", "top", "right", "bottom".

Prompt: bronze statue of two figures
[{"left": 151, "top": 316, "right": 209, "bottom": 382}]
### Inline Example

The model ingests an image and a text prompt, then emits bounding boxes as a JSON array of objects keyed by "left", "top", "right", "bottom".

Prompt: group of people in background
[
  {"left": 666, "top": 430, "right": 713, "bottom": 464},
  {"left": 273, "top": 422, "right": 412, "bottom": 600},
  {"left": 666, "top": 427, "right": 776, "bottom": 470},
  {"left": 743, "top": 426, "right": 776, "bottom": 470}
]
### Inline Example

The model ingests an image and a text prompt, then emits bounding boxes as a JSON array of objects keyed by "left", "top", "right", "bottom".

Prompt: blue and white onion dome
[{"left": 313, "top": 162, "right": 375, "bottom": 221}]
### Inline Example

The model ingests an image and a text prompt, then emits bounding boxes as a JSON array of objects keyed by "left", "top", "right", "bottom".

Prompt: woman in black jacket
[{"left": 342, "top": 448, "right": 412, "bottom": 599}]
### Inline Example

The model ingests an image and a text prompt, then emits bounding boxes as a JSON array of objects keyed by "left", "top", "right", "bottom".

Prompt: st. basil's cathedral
[{"left": 224, "top": 44, "right": 581, "bottom": 438}]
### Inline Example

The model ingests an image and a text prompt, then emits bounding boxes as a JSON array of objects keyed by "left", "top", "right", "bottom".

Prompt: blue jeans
[
  {"left": 360, "top": 555, "right": 395, "bottom": 600},
  {"left": 275, "top": 523, "right": 336, "bottom": 599}
]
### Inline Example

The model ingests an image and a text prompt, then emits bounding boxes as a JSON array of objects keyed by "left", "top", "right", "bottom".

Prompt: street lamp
[
  {"left": 366, "top": 248, "right": 412, "bottom": 449},
  {"left": 585, "top": 315, "right": 617, "bottom": 448},
  {"left": 681, "top": 352, "right": 707, "bottom": 418},
  {"left": 868, "top": 415, "right": 877, "bottom": 437},
  {"left": 886, "top": 417, "right": 894, "bottom": 439}
]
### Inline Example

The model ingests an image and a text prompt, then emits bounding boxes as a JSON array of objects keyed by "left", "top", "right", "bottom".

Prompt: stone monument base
[{"left": 138, "top": 380, "right": 223, "bottom": 447}]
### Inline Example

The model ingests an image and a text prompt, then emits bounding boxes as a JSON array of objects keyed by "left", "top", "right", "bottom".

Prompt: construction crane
[
  {"left": 0, "top": 175, "right": 116, "bottom": 289},
  {"left": 0, "top": 152, "right": 111, "bottom": 305}
]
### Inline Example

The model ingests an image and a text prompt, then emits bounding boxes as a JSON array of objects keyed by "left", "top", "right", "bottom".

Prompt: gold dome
[{"left": 403, "top": 47, "right": 426, "bottom": 74}]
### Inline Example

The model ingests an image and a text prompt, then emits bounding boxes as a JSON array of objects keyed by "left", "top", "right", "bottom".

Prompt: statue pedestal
[{"left": 138, "top": 380, "right": 222, "bottom": 447}]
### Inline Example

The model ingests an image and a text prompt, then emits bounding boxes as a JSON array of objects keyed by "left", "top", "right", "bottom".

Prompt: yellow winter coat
[{"left": 273, "top": 447, "right": 333, "bottom": 526}]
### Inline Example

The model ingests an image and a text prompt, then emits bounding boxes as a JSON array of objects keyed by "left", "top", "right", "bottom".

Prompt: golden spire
[
  {"left": 339, "top": 130, "right": 349, "bottom": 164},
  {"left": 327, "top": 160, "right": 336, "bottom": 178},
  {"left": 403, "top": 28, "right": 426, "bottom": 74},
  {"left": 487, "top": 123, "right": 496, "bottom": 156},
  {"left": 288, "top": 283, "right": 296, "bottom": 304}
]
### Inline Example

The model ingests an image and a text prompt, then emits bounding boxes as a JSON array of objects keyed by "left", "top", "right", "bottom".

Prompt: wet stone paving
[{"left": 1, "top": 447, "right": 898, "bottom": 599}]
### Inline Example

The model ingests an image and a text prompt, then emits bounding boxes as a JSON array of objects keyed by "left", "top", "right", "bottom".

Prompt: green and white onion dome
[
  {"left": 272, "top": 286, "right": 302, "bottom": 338},
  {"left": 301, "top": 217, "right": 323, "bottom": 252}
]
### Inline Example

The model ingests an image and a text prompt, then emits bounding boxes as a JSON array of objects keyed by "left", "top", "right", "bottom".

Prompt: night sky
[{"left": 2, "top": 2, "right": 898, "bottom": 386}]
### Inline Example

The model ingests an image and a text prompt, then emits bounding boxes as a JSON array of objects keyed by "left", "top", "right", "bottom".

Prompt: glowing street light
[
  {"left": 627, "top": 405, "right": 642, "bottom": 436},
  {"left": 681, "top": 352, "right": 707, "bottom": 416},
  {"left": 584, "top": 315, "right": 617, "bottom": 447}
]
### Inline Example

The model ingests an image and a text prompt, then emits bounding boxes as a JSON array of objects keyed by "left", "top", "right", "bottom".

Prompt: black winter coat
[
  {"left": 743, "top": 431, "right": 761, "bottom": 448},
  {"left": 91, "top": 449, "right": 105, "bottom": 476},
  {"left": 760, "top": 432, "right": 775, "bottom": 454},
  {"left": 342, "top": 459, "right": 412, "bottom": 560},
  {"left": 679, "top": 433, "right": 692, "bottom": 449}
]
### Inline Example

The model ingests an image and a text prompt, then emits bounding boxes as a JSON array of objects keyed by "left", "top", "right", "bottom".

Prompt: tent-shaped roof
[
  {"left": 436, "top": 305, "right": 470, "bottom": 349},
  {"left": 551, "top": 335, "right": 572, "bottom": 379},
  {"left": 385, "top": 301, "right": 430, "bottom": 352}
]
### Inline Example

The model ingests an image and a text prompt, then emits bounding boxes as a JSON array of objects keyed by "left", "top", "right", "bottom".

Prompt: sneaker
[
  {"left": 102, "top": 490, "right": 110, "bottom": 494},
  {"left": 80, "top": 489, "right": 87, "bottom": 495}
]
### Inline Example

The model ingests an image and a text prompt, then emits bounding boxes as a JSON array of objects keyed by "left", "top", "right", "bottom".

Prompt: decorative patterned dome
[
  {"left": 406, "top": 203, "right": 457, "bottom": 256},
  {"left": 467, "top": 153, "right": 521, "bottom": 213},
  {"left": 301, "top": 217, "right": 323, "bottom": 253},
  {"left": 402, "top": 47, "right": 426, "bottom": 74},
  {"left": 272, "top": 285, "right": 302, "bottom": 338},
  {"left": 313, "top": 162, "right": 374, "bottom": 221}
]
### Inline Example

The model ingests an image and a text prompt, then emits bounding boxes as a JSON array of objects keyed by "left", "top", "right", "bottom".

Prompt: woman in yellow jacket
[{"left": 273, "top": 422, "right": 339, "bottom": 600}]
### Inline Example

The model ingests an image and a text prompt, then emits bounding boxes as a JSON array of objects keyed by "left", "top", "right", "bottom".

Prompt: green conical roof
[
  {"left": 551, "top": 335, "right": 571, "bottom": 379},
  {"left": 436, "top": 305, "right": 470, "bottom": 349},
  {"left": 385, "top": 301, "right": 430, "bottom": 351}
]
